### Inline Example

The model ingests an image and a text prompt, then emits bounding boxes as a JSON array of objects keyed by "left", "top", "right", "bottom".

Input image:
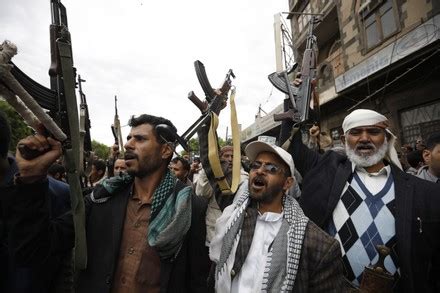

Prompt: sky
[{"left": 0, "top": 0, "right": 289, "bottom": 147}]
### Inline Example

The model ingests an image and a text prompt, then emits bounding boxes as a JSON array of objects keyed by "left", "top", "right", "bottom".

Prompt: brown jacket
[{"left": 293, "top": 221, "right": 346, "bottom": 293}]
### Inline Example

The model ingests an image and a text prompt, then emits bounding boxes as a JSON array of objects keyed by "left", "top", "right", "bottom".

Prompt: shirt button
[
  {"left": 138, "top": 200, "right": 142, "bottom": 205},
  {"left": 128, "top": 247, "right": 135, "bottom": 254},
  {"left": 231, "top": 269, "right": 236, "bottom": 277},
  {"left": 121, "top": 276, "right": 126, "bottom": 284},
  {"left": 134, "top": 222, "right": 140, "bottom": 228}
]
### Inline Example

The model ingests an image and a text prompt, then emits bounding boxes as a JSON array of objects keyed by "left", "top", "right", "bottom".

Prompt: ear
[
  {"left": 283, "top": 176, "right": 294, "bottom": 192},
  {"left": 422, "top": 149, "right": 431, "bottom": 164},
  {"left": 161, "top": 143, "right": 174, "bottom": 160}
]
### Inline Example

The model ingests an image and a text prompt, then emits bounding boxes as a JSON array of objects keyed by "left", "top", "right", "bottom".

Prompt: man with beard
[
  {"left": 8, "top": 114, "right": 209, "bottom": 293},
  {"left": 195, "top": 145, "right": 248, "bottom": 246},
  {"left": 286, "top": 109, "right": 440, "bottom": 292},
  {"left": 113, "top": 157, "right": 127, "bottom": 177},
  {"left": 210, "top": 140, "right": 344, "bottom": 292},
  {"left": 170, "top": 156, "right": 192, "bottom": 186}
]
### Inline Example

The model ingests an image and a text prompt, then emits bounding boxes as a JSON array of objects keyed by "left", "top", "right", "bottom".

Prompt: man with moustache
[
  {"left": 210, "top": 140, "right": 344, "bottom": 292},
  {"left": 113, "top": 157, "right": 127, "bottom": 177},
  {"left": 8, "top": 114, "right": 209, "bottom": 293},
  {"left": 196, "top": 145, "right": 248, "bottom": 246},
  {"left": 286, "top": 109, "right": 440, "bottom": 292}
]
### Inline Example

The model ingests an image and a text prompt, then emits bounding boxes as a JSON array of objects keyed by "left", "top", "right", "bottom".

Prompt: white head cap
[
  {"left": 342, "top": 109, "right": 389, "bottom": 133},
  {"left": 245, "top": 141, "right": 295, "bottom": 176},
  {"left": 342, "top": 109, "right": 402, "bottom": 169}
]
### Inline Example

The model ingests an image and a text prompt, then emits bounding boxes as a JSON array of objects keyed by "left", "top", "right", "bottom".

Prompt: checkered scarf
[
  {"left": 91, "top": 170, "right": 192, "bottom": 260},
  {"left": 210, "top": 188, "right": 309, "bottom": 292}
]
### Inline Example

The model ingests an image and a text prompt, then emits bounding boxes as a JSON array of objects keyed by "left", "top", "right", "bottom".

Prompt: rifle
[
  {"left": 270, "top": 16, "right": 320, "bottom": 125},
  {"left": 182, "top": 60, "right": 241, "bottom": 197},
  {"left": 180, "top": 60, "right": 235, "bottom": 146},
  {"left": 78, "top": 74, "right": 92, "bottom": 186},
  {"left": 0, "top": 0, "right": 87, "bottom": 270},
  {"left": 113, "top": 95, "right": 124, "bottom": 156}
]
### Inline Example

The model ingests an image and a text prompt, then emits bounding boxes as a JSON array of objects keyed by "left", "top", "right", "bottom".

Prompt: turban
[
  {"left": 342, "top": 109, "right": 402, "bottom": 169},
  {"left": 220, "top": 145, "right": 233, "bottom": 156}
]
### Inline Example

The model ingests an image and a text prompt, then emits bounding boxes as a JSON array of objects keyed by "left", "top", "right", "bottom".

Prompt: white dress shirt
[{"left": 231, "top": 211, "right": 284, "bottom": 293}]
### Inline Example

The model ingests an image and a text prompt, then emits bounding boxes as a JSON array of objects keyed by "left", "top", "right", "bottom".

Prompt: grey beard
[{"left": 345, "top": 138, "right": 389, "bottom": 168}]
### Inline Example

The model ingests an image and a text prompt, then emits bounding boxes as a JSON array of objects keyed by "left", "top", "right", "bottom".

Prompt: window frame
[{"left": 358, "top": 0, "right": 400, "bottom": 53}]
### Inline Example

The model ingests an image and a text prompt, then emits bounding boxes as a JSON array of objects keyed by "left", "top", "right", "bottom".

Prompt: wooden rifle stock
[{"left": 188, "top": 91, "right": 207, "bottom": 112}]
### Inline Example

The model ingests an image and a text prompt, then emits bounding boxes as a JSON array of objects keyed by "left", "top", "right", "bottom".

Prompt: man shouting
[{"left": 210, "top": 140, "right": 344, "bottom": 292}]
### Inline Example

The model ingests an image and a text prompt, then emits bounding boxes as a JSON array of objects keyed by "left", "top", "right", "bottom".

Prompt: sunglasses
[{"left": 249, "top": 161, "right": 283, "bottom": 174}]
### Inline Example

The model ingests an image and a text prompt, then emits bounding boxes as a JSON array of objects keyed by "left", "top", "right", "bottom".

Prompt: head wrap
[
  {"left": 342, "top": 109, "right": 402, "bottom": 169},
  {"left": 220, "top": 145, "right": 233, "bottom": 156}
]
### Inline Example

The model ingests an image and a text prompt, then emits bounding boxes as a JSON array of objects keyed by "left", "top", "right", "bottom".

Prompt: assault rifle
[
  {"left": 112, "top": 95, "right": 124, "bottom": 155},
  {"left": 269, "top": 16, "right": 320, "bottom": 124},
  {"left": 180, "top": 60, "right": 235, "bottom": 147},
  {"left": 2, "top": 0, "right": 87, "bottom": 270},
  {"left": 78, "top": 75, "right": 92, "bottom": 187}
]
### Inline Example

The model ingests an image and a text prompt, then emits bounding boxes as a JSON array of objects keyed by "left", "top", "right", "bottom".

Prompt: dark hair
[
  {"left": 171, "top": 157, "right": 190, "bottom": 171},
  {"left": 48, "top": 163, "right": 66, "bottom": 176},
  {"left": 0, "top": 110, "right": 11, "bottom": 159},
  {"left": 92, "top": 159, "right": 107, "bottom": 172},
  {"left": 128, "top": 114, "right": 177, "bottom": 144},
  {"left": 426, "top": 133, "right": 440, "bottom": 150},
  {"left": 406, "top": 150, "right": 424, "bottom": 168}
]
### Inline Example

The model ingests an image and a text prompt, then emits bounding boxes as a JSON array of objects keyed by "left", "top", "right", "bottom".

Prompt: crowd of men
[{"left": 0, "top": 99, "right": 439, "bottom": 292}]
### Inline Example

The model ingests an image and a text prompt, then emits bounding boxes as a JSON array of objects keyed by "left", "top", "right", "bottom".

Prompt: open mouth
[
  {"left": 251, "top": 176, "right": 266, "bottom": 190},
  {"left": 124, "top": 153, "right": 137, "bottom": 161},
  {"left": 356, "top": 144, "right": 375, "bottom": 154}
]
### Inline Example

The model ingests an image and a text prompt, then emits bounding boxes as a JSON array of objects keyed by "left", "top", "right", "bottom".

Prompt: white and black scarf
[{"left": 210, "top": 186, "right": 309, "bottom": 292}]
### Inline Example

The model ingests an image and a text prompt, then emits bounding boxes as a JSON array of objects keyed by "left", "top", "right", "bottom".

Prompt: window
[
  {"left": 400, "top": 101, "right": 440, "bottom": 144},
  {"left": 297, "top": 3, "right": 311, "bottom": 32},
  {"left": 359, "top": 0, "right": 398, "bottom": 50}
]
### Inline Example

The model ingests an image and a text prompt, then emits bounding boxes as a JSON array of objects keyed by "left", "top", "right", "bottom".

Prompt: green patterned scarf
[{"left": 93, "top": 170, "right": 192, "bottom": 260}]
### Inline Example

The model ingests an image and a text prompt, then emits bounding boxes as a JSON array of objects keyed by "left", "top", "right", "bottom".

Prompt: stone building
[{"left": 242, "top": 0, "right": 440, "bottom": 148}]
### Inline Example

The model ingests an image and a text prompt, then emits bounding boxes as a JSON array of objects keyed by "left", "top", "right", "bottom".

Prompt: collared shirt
[
  {"left": 346, "top": 163, "right": 391, "bottom": 194},
  {"left": 112, "top": 191, "right": 161, "bottom": 293},
  {"left": 231, "top": 211, "right": 284, "bottom": 293}
]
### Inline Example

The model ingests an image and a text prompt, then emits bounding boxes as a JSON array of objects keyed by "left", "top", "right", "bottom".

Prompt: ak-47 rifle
[
  {"left": 269, "top": 16, "right": 320, "bottom": 125},
  {"left": 112, "top": 95, "right": 124, "bottom": 156},
  {"left": 182, "top": 60, "right": 241, "bottom": 200},
  {"left": 78, "top": 74, "right": 92, "bottom": 187},
  {"left": 0, "top": 0, "right": 87, "bottom": 270},
  {"left": 180, "top": 60, "right": 235, "bottom": 145}
]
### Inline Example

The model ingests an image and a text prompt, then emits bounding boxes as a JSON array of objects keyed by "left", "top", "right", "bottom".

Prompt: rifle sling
[{"left": 207, "top": 90, "right": 241, "bottom": 194}]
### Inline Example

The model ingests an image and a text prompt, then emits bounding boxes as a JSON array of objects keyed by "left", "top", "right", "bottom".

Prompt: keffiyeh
[
  {"left": 91, "top": 170, "right": 192, "bottom": 260},
  {"left": 210, "top": 186, "right": 309, "bottom": 292}
]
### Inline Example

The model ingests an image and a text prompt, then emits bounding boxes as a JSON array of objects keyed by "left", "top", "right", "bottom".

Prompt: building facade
[{"left": 242, "top": 0, "right": 440, "bottom": 148}]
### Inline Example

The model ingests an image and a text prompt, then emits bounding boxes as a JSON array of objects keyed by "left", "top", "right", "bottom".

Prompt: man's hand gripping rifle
[
  {"left": 269, "top": 16, "right": 320, "bottom": 127},
  {"left": 181, "top": 60, "right": 235, "bottom": 147}
]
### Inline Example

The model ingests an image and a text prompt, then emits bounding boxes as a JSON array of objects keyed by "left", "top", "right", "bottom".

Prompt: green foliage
[
  {"left": 91, "top": 139, "right": 110, "bottom": 160},
  {"left": 0, "top": 100, "right": 33, "bottom": 152},
  {"left": 188, "top": 138, "right": 199, "bottom": 153},
  {"left": 179, "top": 136, "right": 229, "bottom": 157}
]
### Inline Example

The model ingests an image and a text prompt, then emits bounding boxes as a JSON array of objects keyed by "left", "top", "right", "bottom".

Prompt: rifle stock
[{"left": 180, "top": 61, "right": 235, "bottom": 148}]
